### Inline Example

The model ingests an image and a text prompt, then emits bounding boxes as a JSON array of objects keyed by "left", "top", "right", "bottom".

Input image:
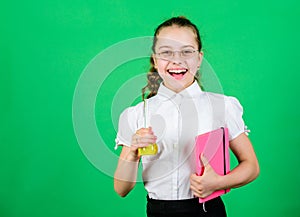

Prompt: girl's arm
[
  {"left": 220, "top": 133, "right": 260, "bottom": 188},
  {"left": 114, "top": 127, "right": 157, "bottom": 197},
  {"left": 114, "top": 145, "right": 140, "bottom": 197},
  {"left": 190, "top": 133, "right": 260, "bottom": 198}
]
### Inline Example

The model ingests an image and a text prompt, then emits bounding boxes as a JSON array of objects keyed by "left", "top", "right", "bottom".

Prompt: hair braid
[{"left": 142, "top": 58, "right": 162, "bottom": 100}]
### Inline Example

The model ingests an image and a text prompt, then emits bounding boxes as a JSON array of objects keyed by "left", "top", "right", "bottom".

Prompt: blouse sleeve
[
  {"left": 225, "top": 96, "right": 249, "bottom": 141},
  {"left": 114, "top": 107, "right": 138, "bottom": 150}
]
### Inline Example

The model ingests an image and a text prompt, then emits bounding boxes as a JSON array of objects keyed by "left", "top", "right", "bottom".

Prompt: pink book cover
[{"left": 195, "top": 127, "right": 230, "bottom": 203}]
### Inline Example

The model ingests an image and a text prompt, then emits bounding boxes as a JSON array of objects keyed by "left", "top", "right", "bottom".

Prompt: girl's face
[{"left": 153, "top": 26, "right": 203, "bottom": 93}]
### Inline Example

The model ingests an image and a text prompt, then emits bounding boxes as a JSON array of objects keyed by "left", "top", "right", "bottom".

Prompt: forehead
[{"left": 155, "top": 26, "right": 198, "bottom": 49}]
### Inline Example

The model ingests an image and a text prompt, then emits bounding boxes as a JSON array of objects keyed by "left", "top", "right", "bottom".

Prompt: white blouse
[{"left": 115, "top": 81, "right": 247, "bottom": 200}]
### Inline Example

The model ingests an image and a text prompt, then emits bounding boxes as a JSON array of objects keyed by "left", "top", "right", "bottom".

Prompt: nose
[
  {"left": 170, "top": 51, "right": 183, "bottom": 64},
  {"left": 171, "top": 57, "right": 183, "bottom": 65}
]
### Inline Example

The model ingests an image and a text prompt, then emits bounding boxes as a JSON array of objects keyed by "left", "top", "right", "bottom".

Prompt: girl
[{"left": 114, "top": 16, "right": 259, "bottom": 217}]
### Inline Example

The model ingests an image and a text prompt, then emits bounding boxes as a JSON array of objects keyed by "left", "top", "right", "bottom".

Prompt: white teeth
[{"left": 168, "top": 69, "right": 187, "bottom": 74}]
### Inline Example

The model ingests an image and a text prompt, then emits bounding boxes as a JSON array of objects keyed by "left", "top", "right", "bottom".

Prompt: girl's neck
[{"left": 163, "top": 79, "right": 195, "bottom": 93}]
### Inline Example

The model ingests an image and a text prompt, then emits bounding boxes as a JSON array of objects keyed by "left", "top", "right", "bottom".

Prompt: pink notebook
[{"left": 195, "top": 127, "right": 230, "bottom": 203}]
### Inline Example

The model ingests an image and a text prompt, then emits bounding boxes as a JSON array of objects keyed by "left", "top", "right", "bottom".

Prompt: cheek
[
  {"left": 187, "top": 59, "right": 200, "bottom": 72},
  {"left": 156, "top": 60, "right": 168, "bottom": 73}
]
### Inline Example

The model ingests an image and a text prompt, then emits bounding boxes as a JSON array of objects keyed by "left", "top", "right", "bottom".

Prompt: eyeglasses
[{"left": 155, "top": 49, "right": 199, "bottom": 60}]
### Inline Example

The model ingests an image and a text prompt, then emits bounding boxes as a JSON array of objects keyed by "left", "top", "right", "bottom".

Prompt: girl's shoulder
[
  {"left": 202, "top": 91, "right": 242, "bottom": 106},
  {"left": 121, "top": 101, "right": 143, "bottom": 113},
  {"left": 120, "top": 94, "right": 162, "bottom": 115}
]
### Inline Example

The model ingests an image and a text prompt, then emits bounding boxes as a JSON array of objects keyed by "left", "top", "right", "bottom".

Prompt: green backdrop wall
[{"left": 1, "top": 0, "right": 300, "bottom": 216}]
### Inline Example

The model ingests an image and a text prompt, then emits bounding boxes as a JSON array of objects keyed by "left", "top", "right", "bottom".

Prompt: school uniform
[{"left": 115, "top": 81, "right": 248, "bottom": 216}]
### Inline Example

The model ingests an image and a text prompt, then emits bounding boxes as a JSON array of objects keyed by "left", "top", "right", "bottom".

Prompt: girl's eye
[
  {"left": 182, "top": 50, "right": 194, "bottom": 55},
  {"left": 161, "top": 51, "right": 173, "bottom": 56}
]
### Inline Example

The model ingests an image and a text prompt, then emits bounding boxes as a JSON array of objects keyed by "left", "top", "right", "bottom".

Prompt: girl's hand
[
  {"left": 128, "top": 127, "right": 157, "bottom": 161},
  {"left": 190, "top": 154, "right": 222, "bottom": 198}
]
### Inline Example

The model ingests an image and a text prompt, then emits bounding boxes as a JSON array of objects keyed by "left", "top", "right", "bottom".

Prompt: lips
[{"left": 167, "top": 68, "right": 188, "bottom": 80}]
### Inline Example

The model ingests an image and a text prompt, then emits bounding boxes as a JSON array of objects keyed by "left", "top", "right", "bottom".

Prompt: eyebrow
[{"left": 158, "top": 45, "right": 196, "bottom": 50}]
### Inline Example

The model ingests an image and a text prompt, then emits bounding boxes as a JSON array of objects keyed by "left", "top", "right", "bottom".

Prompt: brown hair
[{"left": 142, "top": 16, "right": 203, "bottom": 100}]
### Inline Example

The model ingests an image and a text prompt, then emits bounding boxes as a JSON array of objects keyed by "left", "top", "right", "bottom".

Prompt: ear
[
  {"left": 197, "top": 51, "right": 204, "bottom": 69},
  {"left": 152, "top": 54, "right": 158, "bottom": 69}
]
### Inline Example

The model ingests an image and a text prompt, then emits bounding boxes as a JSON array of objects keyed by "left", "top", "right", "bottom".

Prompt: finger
[
  {"left": 132, "top": 133, "right": 139, "bottom": 143},
  {"left": 138, "top": 139, "right": 157, "bottom": 146},
  {"left": 190, "top": 185, "right": 203, "bottom": 198},
  {"left": 136, "top": 128, "right": 154, "bottom": 135},
  {"left": 132, "top": 138, "right": 157, "bottom": 149},
  {"left": 135, "top": 133, "right": 154, "bottom": 140},
  {"left": 136, "top": 134, "right": 156, "bottom": 142},
  {"left": 190, "top": 179, "right": 200, "bottom": 188},
  {"left": 141, "top": 133, "right": 157, "bottom": 139},
  {"left": 190, "top": 186, "right": 200, "bottom": 197},
  {"left": 190, "top": 174, "right": 203, "bottom": 189},
  {"left": 190, "top": 173, "right": 198, "bottom": 182},
  {"left": 132, "top": 133, "right": 142, "bottom": 145},
  {"left": 142, "top": 136, "right": 157, "bottom": 144},
  {"left": 148, "top": 126, "right": 154, "bottom": 134}
]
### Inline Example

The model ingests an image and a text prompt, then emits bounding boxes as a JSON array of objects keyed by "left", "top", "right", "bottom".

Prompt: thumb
[{"left": 200, "top": 153, "right": 211, "bottom": 169}]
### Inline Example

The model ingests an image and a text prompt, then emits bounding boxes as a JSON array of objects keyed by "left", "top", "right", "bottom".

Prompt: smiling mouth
[{"left": 167, "top": 69, "right": 188, "bottom": 80}]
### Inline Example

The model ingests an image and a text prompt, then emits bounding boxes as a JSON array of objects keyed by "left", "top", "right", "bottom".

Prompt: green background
[{"left": 1, "top": 0, "right": 300, "bottom": 216}]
